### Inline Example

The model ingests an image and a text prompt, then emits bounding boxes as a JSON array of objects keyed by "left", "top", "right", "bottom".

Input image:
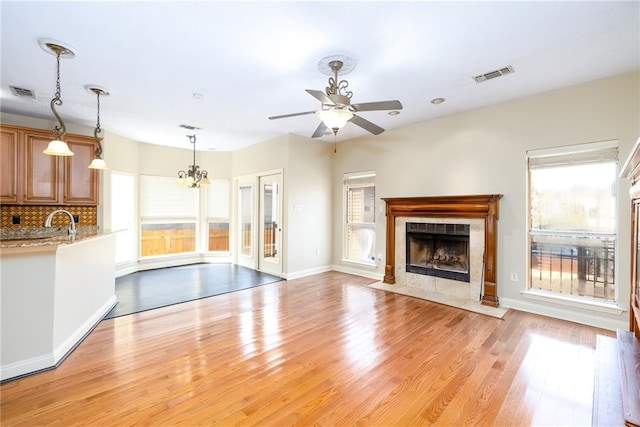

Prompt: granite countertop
[{"left": 0, "top": 226, "right": 109, "bottom": 249}]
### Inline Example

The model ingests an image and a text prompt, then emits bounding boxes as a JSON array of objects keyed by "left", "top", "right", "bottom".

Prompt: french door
[
  {"left": 235, "top": 172, "right": 283, "bottom": 276},
  {"left": 236, "top": 181, "right": 255, "bottom": 269},
  {"left": 258, "top": 173, "right": 282, "bottom": 276}
]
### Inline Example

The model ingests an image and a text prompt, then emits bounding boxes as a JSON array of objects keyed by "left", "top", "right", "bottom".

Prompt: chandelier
[
  {"left": 40, "top": 39, "right": 75, "bottom": 156},
  {"left": 177, "top": 134, "right": 210, "bottom": 188}
]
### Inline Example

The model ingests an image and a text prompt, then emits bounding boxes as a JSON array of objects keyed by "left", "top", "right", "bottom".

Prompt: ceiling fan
[{"left": 268, "top": 58, "right": 403, "bottom": 138}]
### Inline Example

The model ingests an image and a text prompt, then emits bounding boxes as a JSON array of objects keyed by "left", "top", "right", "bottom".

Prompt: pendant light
[
  {"left": 177, "top": 134, "right": 210, "bottom": 188},
  {"left": 39, "top": 39, "right": 75, "bottom": 156},
  {"left": 86, "top": 86, "right": 110, "bottom": 170}
]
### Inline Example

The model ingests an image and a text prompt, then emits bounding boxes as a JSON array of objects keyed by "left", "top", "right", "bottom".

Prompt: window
[
  {"left": 527, "top": 140, "right": 618, "bottom": 302},
  {"left": 111, "top": 171, "right": 135, "bottom": 264},
  {"left": 139, "top": 175, "right": 198, "bottom": 257},
  {"left": 206, "top": 179, "right": 230, "bottom": 252},
  {"left": 344, "top": 171, "right": 376, "bottom": 264},
  {"left": 238, "top": 184, "right": 253, "bottom": 257}
]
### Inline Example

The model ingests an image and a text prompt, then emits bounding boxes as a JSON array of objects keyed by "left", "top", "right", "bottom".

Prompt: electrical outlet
[
  {"left": 11, "top": 215, "right": 20, "bottom": 225},
  {"left": 510, "top": 273, "right": 518, "bottom": 282},
  {"left": 73, "top": 215, "right": 79, "bottom": 223}
]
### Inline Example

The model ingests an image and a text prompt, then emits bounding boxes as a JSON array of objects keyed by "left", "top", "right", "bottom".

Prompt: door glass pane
[
  {"left": 263, "top": 180, "right": 278, "bottom": 261},
  {"left": 239, "top": 184, "right": 253, "bottom": 257}
]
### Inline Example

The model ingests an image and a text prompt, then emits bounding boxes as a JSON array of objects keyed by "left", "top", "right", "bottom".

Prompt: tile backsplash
[{"left": 1, "top": 205, "right": 97, "bottom": 228}]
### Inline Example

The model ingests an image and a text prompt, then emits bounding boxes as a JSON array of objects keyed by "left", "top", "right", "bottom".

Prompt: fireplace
[
  {"left": 382, "top": 194, "right": 502, "bottom": 307},
  {"left": 406, "top": 223, "right": 470, "bottom": 282}
]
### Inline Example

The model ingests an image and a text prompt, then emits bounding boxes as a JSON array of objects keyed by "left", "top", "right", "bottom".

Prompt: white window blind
[
  {"left": 140, "top": 175, "right": 197, "bottom": 220},
  {"left": 528, "top": 140, "right": 618, "bottom": 169},
  {"left": 344, "top": 171, "right": 375, "bottom": 224},
  {"left": 206, "top": 179, "right": 230, "bottom": 219}
]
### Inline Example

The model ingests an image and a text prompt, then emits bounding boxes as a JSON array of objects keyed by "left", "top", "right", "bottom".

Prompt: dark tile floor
[{"left": 104, "top": 263, "right": 282, "bottom": 319}]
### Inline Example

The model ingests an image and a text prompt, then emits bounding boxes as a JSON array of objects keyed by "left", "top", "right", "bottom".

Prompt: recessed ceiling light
[
  {"left": 430, "top": 97, "right": 445, "bottom": 105},
  {"left": 388, "top": 110, "right": 400, "bottom": 116},
  {"left": 193, "top": 92, "right": 204, "bottom": 100}
]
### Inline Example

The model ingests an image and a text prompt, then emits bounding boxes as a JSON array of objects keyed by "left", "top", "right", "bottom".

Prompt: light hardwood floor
[{"left": 1, "top": 271, "right": 615, "bottom": 426}]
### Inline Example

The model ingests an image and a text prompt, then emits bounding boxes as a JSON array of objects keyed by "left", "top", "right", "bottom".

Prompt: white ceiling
[{"left": 1, "top": 1, "right": 638, "bottom": 152}]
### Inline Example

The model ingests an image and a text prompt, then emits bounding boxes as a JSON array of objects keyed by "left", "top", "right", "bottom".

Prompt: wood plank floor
[{"left": 1, "top": 271, "right": 615, "bottom": 426}]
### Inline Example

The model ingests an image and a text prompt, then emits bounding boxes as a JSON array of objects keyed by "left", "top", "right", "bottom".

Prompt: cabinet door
[
  {"left": 0, "top": 128, "right": 21, "bottom": 204},
  {"left": 23, "top": 130, "right": 60, "bottom": 204},
  {"left": 63, "top": 136, "right": 99, "bottom": 205}
]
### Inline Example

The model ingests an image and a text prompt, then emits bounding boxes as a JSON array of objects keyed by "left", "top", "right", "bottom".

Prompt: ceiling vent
[
  {"left": 9, "top": 85, "right": 37, "bottom": 99},
  {"left": 473, "top": 65, "right": 514, "bottom": 83},
  {"left": 178, "top": 124, "right": 201, "bottom": 131}
]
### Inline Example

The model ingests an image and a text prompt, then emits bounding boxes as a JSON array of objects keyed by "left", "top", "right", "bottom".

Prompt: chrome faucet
[{"left": 44, "top": 209, "right": 76, "bottom": 235}]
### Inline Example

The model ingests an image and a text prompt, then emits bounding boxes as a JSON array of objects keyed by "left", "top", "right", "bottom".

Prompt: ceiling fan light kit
[
  {"left": 316, "top": 108, "right": 353, "bottom": 133},
  {"left": 269, "top": 54, "right": 403, "bottom": 139}
]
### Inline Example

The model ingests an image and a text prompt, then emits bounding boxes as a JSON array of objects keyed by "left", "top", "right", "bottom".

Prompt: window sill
[
  {"left": 341, "top": 258, "right": 377, "bottom": 269},
  {"left": 521, "top": 289, "right": 626, "bottom": 315}
]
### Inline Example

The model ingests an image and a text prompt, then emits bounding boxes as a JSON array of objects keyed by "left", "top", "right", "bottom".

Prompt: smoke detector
[{"left": 473, "top": 65, "right": 514, "bottom": 83}]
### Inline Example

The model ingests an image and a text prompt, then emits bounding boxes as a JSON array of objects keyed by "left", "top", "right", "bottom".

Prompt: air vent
[
  {"left": 9, "top": 86, "right": 36, "bottom": 99},
  {"left": 473, "top": 65, "right": 514, "bottom": 83},
  {"left": 178, "top": 124, "right": 201, "bottom": 131}
]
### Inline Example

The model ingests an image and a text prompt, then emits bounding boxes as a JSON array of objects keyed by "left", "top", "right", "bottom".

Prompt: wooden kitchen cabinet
[
  {"left": 0, "top": 127, "right": 20, "bottom": 203},
  {"left": 23, "top": 129, "right": 60, "bottom": 204},
  {"left": 63, "top": 136, "right": 99, "bottom": 205},
  {"left": 0, "top": 124, "right": 99, "bottom": 206}
]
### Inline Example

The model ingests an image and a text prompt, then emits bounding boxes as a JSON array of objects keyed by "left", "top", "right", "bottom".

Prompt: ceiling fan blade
[
  {"left": 268, "top": 110, "right": 316, "bottom": 120},
  {"left": 311, "top": 121, "right": 328, "bottom": 138},
  {"left": 351, "top": 100, "right": 403, "bottom": 112},
  {"left": 350, "top": 114, "right": 385, "bottom": 135},
  {"left": 305, "top": 89, "right": 334, "bottom": 105}
]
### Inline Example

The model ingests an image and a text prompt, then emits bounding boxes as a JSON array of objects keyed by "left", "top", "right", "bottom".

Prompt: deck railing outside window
[{"left": 530, "top": 230, "right": 615, "bottom": 301}]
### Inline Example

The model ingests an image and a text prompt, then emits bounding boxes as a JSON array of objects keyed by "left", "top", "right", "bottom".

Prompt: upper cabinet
[
  {"left": 0, "top": 124, "right": 99, "bottom": 206},
  {"left": 23, "top": 129, "right": 60, "bottom": 204},
  {"left": 64, "top": 136, "right": 99, "bottom": 205},
  {"left": 0, "top": 127, "right": 20, "bottom": 203}
]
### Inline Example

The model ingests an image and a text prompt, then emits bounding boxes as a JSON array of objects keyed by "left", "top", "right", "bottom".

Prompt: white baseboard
[
  {"left": 53, "top": 296, "right": 117, "bottom": 363},
  {"left": 500, "top": 296, "right": 628, "bottom": 331},
  {"left": 283, "top": 265, "right": 333, "bottom": 280},
  {"left": 0, "top": 354, "right": 55, "bottom": 382},
  {"left": 331, "top": 264, "right": 384, "bottom": 281},
  {"left": 1, "top": 296, "right": 117, "bottom": 382}
]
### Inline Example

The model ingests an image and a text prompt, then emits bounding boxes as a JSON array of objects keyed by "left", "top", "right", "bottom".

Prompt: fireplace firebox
[{"left": 406, "top": 222, "right": 470, "bottom": 282}]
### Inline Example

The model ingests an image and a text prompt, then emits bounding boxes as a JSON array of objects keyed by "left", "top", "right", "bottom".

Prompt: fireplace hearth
[{"left": 406, "top": 223, "right": 470, "bottom": 282}]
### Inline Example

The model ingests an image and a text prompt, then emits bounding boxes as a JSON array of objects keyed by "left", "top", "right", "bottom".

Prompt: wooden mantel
[{"left": 382, "top": 194, "right": 503, "bottom": 307}]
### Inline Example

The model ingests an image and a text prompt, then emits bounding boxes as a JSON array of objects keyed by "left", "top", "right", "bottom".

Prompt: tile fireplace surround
[{"left": 382, "top": 195, "right": 503, "bottom": 307}]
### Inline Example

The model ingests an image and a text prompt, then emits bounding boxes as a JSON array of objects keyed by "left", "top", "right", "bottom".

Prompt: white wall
[
  {"left": 231, "top": 133, "right": 334, "bottom": 278},
  {"left": 285, "top": 134, "right": 333, "bottom": 278},
  {"left": 332, "top": 71, "right": 640, "bottom": 330}
]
